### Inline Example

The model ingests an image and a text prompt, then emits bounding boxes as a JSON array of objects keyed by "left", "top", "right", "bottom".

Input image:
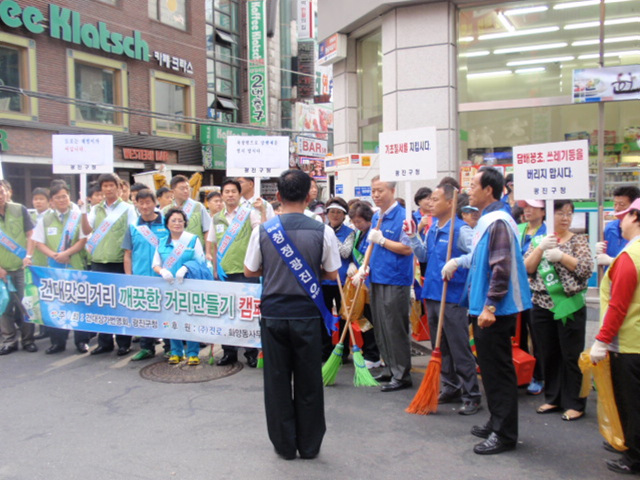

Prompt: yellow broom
[{"left": 406, "top": 189, "right": 457, "bottom": 415}]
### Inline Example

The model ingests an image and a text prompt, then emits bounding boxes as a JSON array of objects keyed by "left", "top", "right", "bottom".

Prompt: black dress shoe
[
  {"left": 216, "top": 354, "right": 237, "bottom": 366},
  {"left": 117, "top": 347, "right": 131, "bottom": 356},
  {"left": 23, "top": 343, "right": 38, "bottom": 353},
  {"left": 381, "top": 379, "right": 412, "bottom": 392},
  {"left": 373, "top": 373, "right": 392, "bottom": 382},
  {"left": 76, "top": 342, "right": 89, "bottom": 354},
  {"left": 246, "top": 356, "right": 258, "bottom": 368},
  {"left": 459, "top": 401, "right": 482, "bottom": 416},
  {"left": 90, "top": 345, "right": 114, "bottom": 355},
  {"left": 471, "top": 424, "right": 492, "bottom": 439},
  {"left": 0, "top": 344, "right": 18, "bottom": 355},
  {"left": 606, "top": 458, "right": 640, "bottom": 475},
  {"left": 473, "top": 432, "right": 516, "bottom": 455},
  {"left": 45, "top": 344, "right": 66, "bottom": 354},
  {"left": 438, "top": 390, "right": 462, "bottom": 404},
  {"left": 275, "top": 449, "right": 296, "bottom": 460}
]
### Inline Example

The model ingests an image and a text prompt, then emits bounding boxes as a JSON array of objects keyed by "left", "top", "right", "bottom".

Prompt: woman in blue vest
[
  {"left": 321, "top": 197, "right": 354, "bottom": 361},
  {"left": 524, "top": 200, "right": 593, "bottom": 421},
  {"left": 152, "top": 208, "right": 210, "bottom": 366}
]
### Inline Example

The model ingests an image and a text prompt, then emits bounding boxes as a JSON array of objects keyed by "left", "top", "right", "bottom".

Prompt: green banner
[
  {"left": 200, "top": 125, "right": 262, "bottom": 169},
  {"left": 247, "top": 0, "right": 268, "bottom": 126}
]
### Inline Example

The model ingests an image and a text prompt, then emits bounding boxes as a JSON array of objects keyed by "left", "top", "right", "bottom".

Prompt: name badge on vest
[
  {"left": 216, "top": 224, "right": 225, "bottom": 234},
  {"left": 47, "top": 227, "right": 58, "bottom": 236}
]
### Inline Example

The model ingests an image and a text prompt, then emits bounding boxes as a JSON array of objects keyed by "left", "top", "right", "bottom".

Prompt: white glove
[
  {"left": 544, "top": 248, "right": 564, "bottom": 263},
  {"left": 402, "top": 219, "right": 418, "bottom": 238},
  {"left": 159, "top": 268, "right": 174, "bottom": 284},
  {"left": 175, "top": 266, "right": 188, "bottom": 284},
  {"left": 80, "top": 201, "right": 87, "bottom": 214},
  {"left": 589, "top": 339, "right": 608, "bottom": 364},
  {"left": 538, "top": 235, "right": 558, "bottom": 251},
  {"left": 441, "top": 258, "right": 458, "bottom": 281},
  {"left": 351, "top": 265, "right": 369, "bottom": 286},
  {"left": 368, "top": 229, "right": 385, "bottom": 245},
  {"left": 346, "top": 262, "right": 358, "bottom": 277},
  {"left": 597, "top": 253, "right": 613, "bottom": 266},
  {"left": 595, "top": 241, "right": 607, "bottom": 255}
]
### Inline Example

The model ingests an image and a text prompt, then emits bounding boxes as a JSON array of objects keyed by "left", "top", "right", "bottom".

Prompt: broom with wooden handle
[
  {"left": 406, "top": 189, "right": 458, "bottom": 415},
  {"left": 322, "top": 214, "right": 383, "bottom": 385}
]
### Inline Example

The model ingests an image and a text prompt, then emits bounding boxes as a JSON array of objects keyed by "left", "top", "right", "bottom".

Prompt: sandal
[
  {"left": 561, "top": 409, "right": 584, "bottom": 421},
  {"left": 168, "top": 355, "right": 181, "bottom": 365},
  {"left": 187, "top": 356, "right": 200, "bottom": 366},
  {"left": 536, "top": 404, "right": 561, "bottom": 414}
]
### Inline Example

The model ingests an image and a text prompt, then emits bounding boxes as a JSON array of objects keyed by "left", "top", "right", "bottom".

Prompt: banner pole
[{"left": 80, "top": 174, "right": 87, "bottom": 204}]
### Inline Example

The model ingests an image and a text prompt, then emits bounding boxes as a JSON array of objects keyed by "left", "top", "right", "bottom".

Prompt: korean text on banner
[
  {"left": 27, "top": 267, "right": 262, "bottom": 349},
  {"left": 379, "top": 127, "right": 438, "bottom": 182},
  {"left": 247, "top": 0, "right": 268, "bottom": 126},
  {"left": 52, "top": 135, "right": 114, "bottom": 174},
  {"left": 226, "top": 135, "right": 289, "bottom": 177},
  {"left": 513, "top": 140, "right": 590, "bottom": 200}
]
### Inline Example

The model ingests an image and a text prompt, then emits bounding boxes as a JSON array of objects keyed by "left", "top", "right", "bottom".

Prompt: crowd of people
[{"left": 0, "top": 166, "right": 638, "bottom": 471}]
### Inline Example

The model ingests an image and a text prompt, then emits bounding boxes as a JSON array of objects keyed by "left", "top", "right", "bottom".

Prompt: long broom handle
[{"left": 433, "top": 189, "right": 458, "bottom": 351}]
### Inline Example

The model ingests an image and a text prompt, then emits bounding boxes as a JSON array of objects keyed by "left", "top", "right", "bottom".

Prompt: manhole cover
[{"left": 140, "top": 359, "right": 244, "bottom": 384}]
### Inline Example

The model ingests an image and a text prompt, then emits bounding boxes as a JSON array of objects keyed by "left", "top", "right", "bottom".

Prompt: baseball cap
[
  {"left": 615, "top": 198, "right": 640, "bottom": 219},
  {"left": 517, "top": 199, "right": 545, "bottom": 209},
  {"left": 461, "top": 205, "right": 479, "bottom": 213}
]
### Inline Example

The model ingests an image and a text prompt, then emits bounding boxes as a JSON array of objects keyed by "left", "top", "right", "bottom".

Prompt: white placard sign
[
  {"left": 226, "top": 136, "right": 289, "bottom": 177},
  {"left": 52, "top": 135, "right": 114, "bottom": 174},
  {"left": 513, "top": 140, "right": 590, "bottom": 200},
  {"left": 379, "top": 127, "right": 438, "bottom": 182}
]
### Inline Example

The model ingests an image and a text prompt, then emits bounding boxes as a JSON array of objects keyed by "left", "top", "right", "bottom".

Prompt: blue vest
[
  {"left": 604, "top": 219, "right": 627, "bottom": 259},
  {"left": 462, "top": 206, "right": 532, "bottom": 316},
  {"left": 422, "top": 218, "right": 469, "bottom": 304},
  {"left": 519, "top": 221, "right": 547, "bottom": 256},
  {"left": 158, "top": 233, "right": 198, "bottom": 276},
  {"left": 322, "top": 223, "right": 354, "bottom": 286},
  {"left": 370, "top": 204, "right": 413, "bottom": 286},
  {"left": 129, "top": 214, "right": 168, "bottom": 277}
]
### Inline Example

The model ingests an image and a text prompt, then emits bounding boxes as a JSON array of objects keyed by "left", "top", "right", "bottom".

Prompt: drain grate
[{"left": 139, "top": 359, "right": 244, "bottom": 384}]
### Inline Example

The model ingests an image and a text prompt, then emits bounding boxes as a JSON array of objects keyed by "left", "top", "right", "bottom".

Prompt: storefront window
[
  {"left": 357, "top": 30, "right": 382, "bottom": 152},
  {"left": 154, "top": 79, "right": 186, "bottom": 132},
  {"left": 148, "top": 0, "right": 187, "bottom": 31},
  {"left": 0, "top": 45, "right": 22, "bottom": 113},
  {"left": 458, "top": 1, "right": 640, "bottom": 103},
  {"left": 75, "top": 63, "right": 116, "bottom": 124}
]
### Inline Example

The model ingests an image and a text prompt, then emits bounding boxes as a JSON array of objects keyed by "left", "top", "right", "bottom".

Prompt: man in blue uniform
[{"left": 597, "top": 186, "right": 640, "bottom": 267}]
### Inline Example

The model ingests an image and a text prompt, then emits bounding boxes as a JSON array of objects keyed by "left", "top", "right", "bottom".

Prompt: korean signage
[
  {"left": 297, "top": 0, "right": 314, "bottom": 41},
  {"left": 299, "top": 156, "right": 325, "bottom": 180},
  {"left": 379, "top": 127, "right": 438, "bottom": 182},
  {"left": 122, "top": 148, "right": 169, "bottom": 162},
  {"left": 294, "top": 103, "right": 333, "bottom": 140},
  {"left": 247, "top": 0, "right": 268, "bottom": 126},
  {"left": 152, "top": 51, "right": 193, "bottom": 75},
  {"left": 573, "top": 65, "right": 640, "bottom": 103},
  {"left": 200, "top": 125, "right": 262, "bottom": 170},
  {"left": 297, "top": 41, "right": 315, "bottom": 99},
  {"left": 513, "top": 140, "right": 590, "bottom": 200},
  {"left": 52, "top": 135, "right": 113, "bottom": 174},
  {"left": 318, "top": 33, "right": 347, "bottom": 66},
  {"left": 297, "top": 136, "right": 327, "bottom": 157},
  {"left": 226, "top": 135, "right": 289, "bottom": 177},
  {"left": 26, "top": 267, "right": 262, "bottom": 349}
]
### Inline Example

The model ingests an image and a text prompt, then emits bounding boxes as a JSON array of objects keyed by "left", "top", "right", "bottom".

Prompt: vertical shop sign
[{"left": 247, "top": 0, "right": 268, "bottom": 126}]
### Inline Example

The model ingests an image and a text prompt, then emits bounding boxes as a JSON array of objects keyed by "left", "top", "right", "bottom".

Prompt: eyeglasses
[
  {"left": 169, "top": 219, "right": 185, "bottom": 224},
  {"left": 555, "top": 211, "right": 573, "bottom": 218}
]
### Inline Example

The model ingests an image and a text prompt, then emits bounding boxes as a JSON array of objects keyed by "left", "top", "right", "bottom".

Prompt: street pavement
[{"left": 0, "top": 313, "right": 622, "bottom": 480}]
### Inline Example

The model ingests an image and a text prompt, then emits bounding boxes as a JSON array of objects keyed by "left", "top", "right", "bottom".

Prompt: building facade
[{"left": 0, "top": 0, "right": 207, "bottom": 204}]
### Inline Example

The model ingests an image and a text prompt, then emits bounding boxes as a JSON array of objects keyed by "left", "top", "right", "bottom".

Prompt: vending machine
[{"left": 324, "top": 153, "right": 379, "bottom": 203}]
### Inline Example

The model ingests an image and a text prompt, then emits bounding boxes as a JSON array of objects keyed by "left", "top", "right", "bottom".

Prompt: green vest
[
  {"left": 89, "top": 199, "right": 130, "bottom": 264},
  {"left": 600, "top": 238, "right": 640, "bottom": 354},
  {"left": 30, "top": 210, "right": 48, "bottom": 267},
  {"left": 214, "top": 208, "right": 253, "bottom": 275},
  {"left": 43, "top": 210, "right": 86, "bottom": 270},
  {"left": 164, "top": 200, "right": 207, "bottom": 244},
  {"left": 0, "top": 203, "right": 28, "bottom": 271}
]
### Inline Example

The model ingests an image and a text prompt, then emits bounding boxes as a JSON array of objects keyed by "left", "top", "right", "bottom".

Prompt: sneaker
[
  {"left": 187, "top": 356, "right": 200, "bottom": 366},
  {"left": 168, "top": 355, "right": 181, "bottom": 365},
  {"left": 131, "top": 349, "right": 155, "bottom": 361},
  {"left": 459, "top": 401, "right": 482, "bottom": 416},
  {"left": 365, "top": 359, "right": 382, "bottom": 369},
  {"left": 527, "top": 379, "right": 544, "bottom": 396}
]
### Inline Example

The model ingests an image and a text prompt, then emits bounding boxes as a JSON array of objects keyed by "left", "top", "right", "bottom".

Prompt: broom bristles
[
  {"left": 322, "top": 342, "right": 345, "bottom": 386},
  {"left": 406, "top": 350, "right": 442, "bottom": 415},
  {"left": 257, "top": 350, "right": 264, "bottom": 369},
  {"left": 351, "top": 345, "right": 379, "bottom": 387}
]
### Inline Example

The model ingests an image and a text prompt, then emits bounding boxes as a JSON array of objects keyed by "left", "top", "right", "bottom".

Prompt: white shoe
[{"left": 365, "top": 359, "right": 382, "bottom": 369}]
